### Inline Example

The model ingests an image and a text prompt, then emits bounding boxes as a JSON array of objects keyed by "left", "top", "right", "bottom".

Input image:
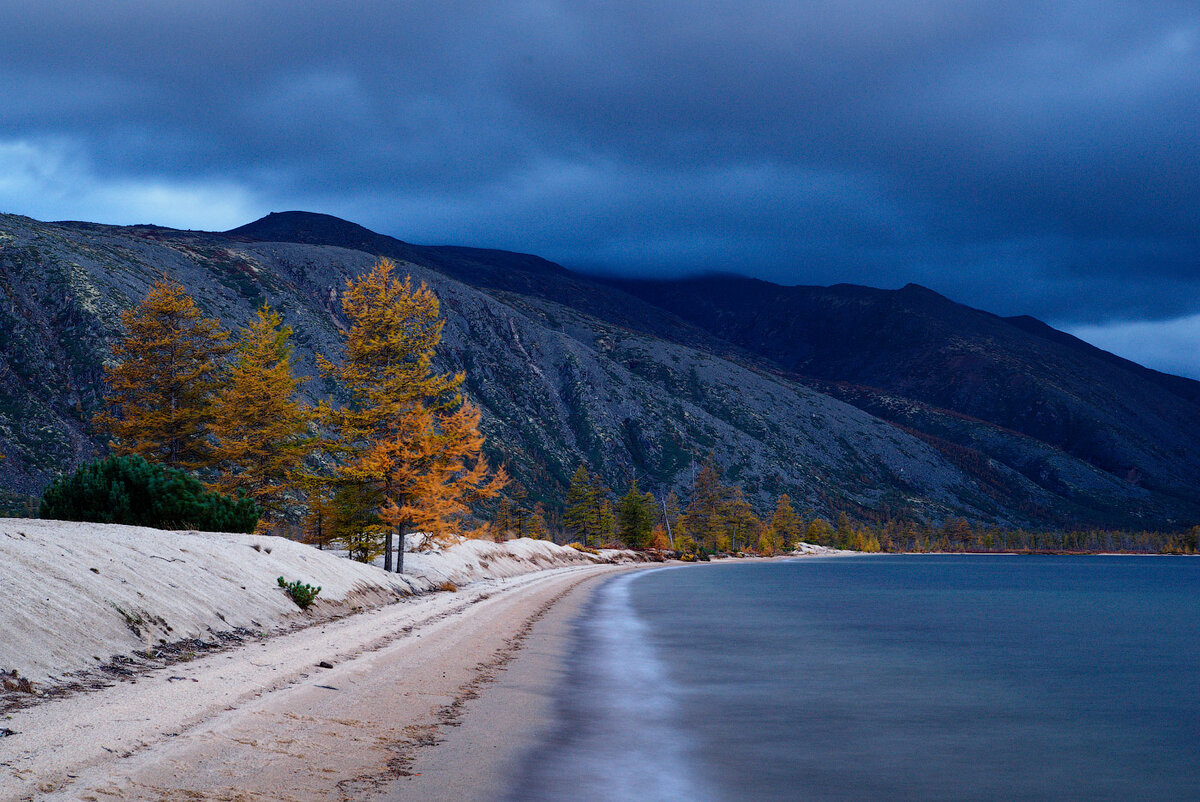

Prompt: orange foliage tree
[
  {"left": 209, "top": 304, "right": 314, "bottom": 530},
  {"left": 319, "top": 258, "right": 506, "bottom": 571},
  {"left": 94, "top": 278, "right": 230, "bottom": 470}
]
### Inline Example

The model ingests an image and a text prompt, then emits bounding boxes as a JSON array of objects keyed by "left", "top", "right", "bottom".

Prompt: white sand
[
  {"left": 789, "top": 541, "right": 859, "bottom": 556},
  {"left": 0, "top": 518, "right": 650, "bottom": 801},
  {"left": 0, "top": 519, "right": 640, "bottom": 687}
]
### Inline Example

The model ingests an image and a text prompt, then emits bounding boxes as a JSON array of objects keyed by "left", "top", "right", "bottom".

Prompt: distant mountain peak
[{"left": 227, "top": 211, "right": 410, "bottom": 250}]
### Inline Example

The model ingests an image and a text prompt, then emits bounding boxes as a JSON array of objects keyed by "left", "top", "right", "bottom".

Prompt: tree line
[
  {"left": 51, "top": 257, "right": 1199, "bottom": 561},
  {"left": 79, "top": 259, "right": 504, "bottom": 572},
  {"left": 551, "top": 456, "right": 1200, "bottom": 556}
]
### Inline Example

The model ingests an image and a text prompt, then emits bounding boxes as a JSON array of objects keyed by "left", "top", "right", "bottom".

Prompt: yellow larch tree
[
  {"left": 319, "top": 258, "right": 505, "bottom": 572},
  {"left": 377, "top": 401, "right": 508, "bottom": 559},
  {"left": 764, "top": 494, "right": 802, "bottom": 555},
  {"left": 209, "top": 304, "right": 314, "bottom": 531},
  {"left": 94, "top": 278, "right": 230, "bottom": 470}
]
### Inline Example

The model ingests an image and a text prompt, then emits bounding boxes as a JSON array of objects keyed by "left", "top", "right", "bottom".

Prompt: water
[{"left": 507, "top": 556, "right": 1200, "bottom": 801}]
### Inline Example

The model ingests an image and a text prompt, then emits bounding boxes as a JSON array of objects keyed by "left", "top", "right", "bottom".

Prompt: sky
[{"left": 2, "top": 1, "right": 1198, "bottom": 376}]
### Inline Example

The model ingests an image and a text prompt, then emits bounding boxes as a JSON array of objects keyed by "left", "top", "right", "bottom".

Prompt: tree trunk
[
  {"left": 396, "top": 523, "right": 406, "bottom": 574},
  {"left": 383, "top": 531, "right": 393, "bottom": 572}
]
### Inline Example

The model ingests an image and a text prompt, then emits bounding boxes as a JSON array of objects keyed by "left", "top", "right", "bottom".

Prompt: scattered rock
[{"left": 317, "top": 661, "right": 334, "bottom": 669}]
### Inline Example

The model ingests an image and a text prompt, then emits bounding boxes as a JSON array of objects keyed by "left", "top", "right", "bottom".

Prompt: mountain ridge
[{"left": 2, "top": 210, "right": 1196, "bottom": 530}]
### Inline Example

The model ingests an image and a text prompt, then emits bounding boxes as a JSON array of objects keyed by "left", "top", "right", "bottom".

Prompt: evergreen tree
[
  {"left": 589, "top": 472, "right": 615, "bottom": 546},
  {"left": 209, "top": 304, "right": 313, "bottom": 530},
  {"left": 597, "top": 497, "right": 616, "bottom": 546},
  {"left": 40, "top": 454, "right": 259, "bottom": 533},
  {"left": 563, "top": 464, "right": 597, "bottom": 544},
  {"left": 616, "top": 481, "right": 655, "bottom": 549},
  {"left": 94, "top": 278, "right": 230, "bottom": 470},
  {"left": 494, "top": 496, "right": 517, "bottom": 539}
]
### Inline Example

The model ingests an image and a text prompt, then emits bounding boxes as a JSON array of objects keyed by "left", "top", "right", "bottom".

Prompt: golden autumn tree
[
  {"left": 376, "top": 401, "right": 507, "bottom": 560},
  {"left": 94, "top": 278, "right": 230, "bottom": 470},
  {"left": 763, "top": 494, "right": 801, "bottom": 555},
  {"left": 319, "top": 258, "right": 506, "bottom": 572},
  {"left": 209, "top": 304, "right": 314, "bottom": 530}
]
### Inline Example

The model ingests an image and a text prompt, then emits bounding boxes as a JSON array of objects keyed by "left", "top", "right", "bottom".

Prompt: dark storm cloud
[{"left": 2, "top": 1, "right": 1199, "bottom": 370}]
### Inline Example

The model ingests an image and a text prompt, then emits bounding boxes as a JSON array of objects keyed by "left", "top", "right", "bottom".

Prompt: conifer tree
[
  {"left": 766, "top": 494, "right": 801, "bottom": 555},
  {"left": 564, "top": 464, "right": 597, "bottom": 544},
  {"left": 616, "top": 481, "right": 655, "bottom": 549},
  {"left": 592, "top": 474, "right": 615, "bottom": 546},
  {"left": 524, "top": 503, "right": 549, "bottom": 540},
  {"left": 377, "top": 400, "right": 507, "bottom": 554},
  {"left": 494, "top": 496, "right": 517, "bottom": 539},
  {"left": 806, "top": 517, "right": 834, "bottom": 546},
  {"left": 723, "top": 486, "right": 760, "bottom": 552},
  {"left": 319, "top": 258, "right": 504, "bottom": 571},
  {"left": 683, "top": 454, "right": 728, "bottom": 551},
  {"left": 209, "top": 304, "right": 313, "bottom": 529},
  {"left": 95, "top": 278, "right": 230, "bottom": 470}
]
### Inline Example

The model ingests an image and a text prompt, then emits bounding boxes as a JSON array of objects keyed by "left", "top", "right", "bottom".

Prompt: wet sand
[{"left": 381, "top": 565, "right": 603, "bottom": 801}]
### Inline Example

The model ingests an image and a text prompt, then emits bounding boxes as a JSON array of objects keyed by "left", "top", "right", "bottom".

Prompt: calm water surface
[{"left": 508, "top": 556, "right": 1200, "bottom": 801}]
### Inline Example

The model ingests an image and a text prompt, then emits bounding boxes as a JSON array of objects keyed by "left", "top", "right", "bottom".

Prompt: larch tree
[
  {"left": 723, "top": 486, "right": 760, "bottom": 552},
  {"left": 319, "top": 258, "right": 504, "bottom": 572},
  {"left": 94, "top": 278, "right": 230, "bottom": 471},
  {"left": 683, "top": 454, "right": 728, "bottom": 551},
  {"left": 376, "top": 400, "right": 507, "bottom": 561},
  {"left": 209, "top": 304, "right": 314, "bottom": 531},
  {"left": 524, "top": 503, "right": 549, "bottom": 540},
  {"left": 765, "top": 494, "right": 801, "bottom": 555},
  {"left": 806, "top": 517, "right": 834, "bottom": 546}
]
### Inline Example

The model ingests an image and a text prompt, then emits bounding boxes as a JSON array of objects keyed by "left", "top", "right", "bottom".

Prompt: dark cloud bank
[{"left": 1, "top": 1, "right": 1198, "bottom": 373}]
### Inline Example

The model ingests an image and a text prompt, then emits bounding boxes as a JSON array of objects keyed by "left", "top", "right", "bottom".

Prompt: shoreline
[
  {"left": 383, "top": 562, "right": 615, "bottom": 801},
  {"left": 2, "top": 562, "right": 646, "bottom": 802}
]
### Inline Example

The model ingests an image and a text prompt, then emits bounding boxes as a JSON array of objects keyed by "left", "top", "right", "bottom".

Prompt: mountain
[
  {"left": 608, "top": 275, "right": 1200, "bottom": 520},
  {"left": 1, "top": 210, "right": 1195, "bottom": 529}
]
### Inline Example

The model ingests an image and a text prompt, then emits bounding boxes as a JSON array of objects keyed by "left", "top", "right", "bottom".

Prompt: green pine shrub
[
  {"left": 277, "top": 576, "right": 321, "bottom": 609},
  {"left": 39, "top": 454, "right": 260, "bottom": 533}
]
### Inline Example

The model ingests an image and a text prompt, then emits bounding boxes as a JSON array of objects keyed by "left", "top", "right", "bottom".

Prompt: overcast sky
[{"left": 2, "top": 1, "right": 1198, "bottom": 375}]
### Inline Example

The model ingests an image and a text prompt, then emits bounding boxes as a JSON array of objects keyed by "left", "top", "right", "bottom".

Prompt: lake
[{"left": 507, "top": 555, "right": 1200, "bottom": 801}]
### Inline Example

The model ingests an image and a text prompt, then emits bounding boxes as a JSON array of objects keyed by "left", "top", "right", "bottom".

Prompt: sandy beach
[{"left": 1, "top": 547, "right": 639, "bottom": 801}]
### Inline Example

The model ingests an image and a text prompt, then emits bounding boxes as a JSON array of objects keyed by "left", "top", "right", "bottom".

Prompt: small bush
[
  {"left": 436, "top": 580, "right": 458, "bottom": 592},
  {"left": 277, "top": 576, "right": 321, "bottom": 609},
  {"left": 39, "top": 455, "right": 260, "bottom": 533}
]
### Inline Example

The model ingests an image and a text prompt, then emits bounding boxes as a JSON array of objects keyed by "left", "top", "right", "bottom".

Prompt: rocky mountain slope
[
  {"left": 1, "top": 211, "right": 1195, "bottom": 529},
  {"left": 611, "top": 276, "right": 1200, "bottom": 524}
]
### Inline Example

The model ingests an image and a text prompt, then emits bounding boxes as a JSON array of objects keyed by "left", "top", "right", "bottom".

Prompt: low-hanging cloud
[{"left": 0, "top": 0, "right": 1197, "bottom": 372}]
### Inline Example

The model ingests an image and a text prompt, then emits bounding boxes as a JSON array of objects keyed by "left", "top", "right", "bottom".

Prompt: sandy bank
[
  {"left": 2, "top": 559, "right": 641, "bottom": 801},
  {"left": 0, "top": 518, "right": 642, "bottom": 691}
]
